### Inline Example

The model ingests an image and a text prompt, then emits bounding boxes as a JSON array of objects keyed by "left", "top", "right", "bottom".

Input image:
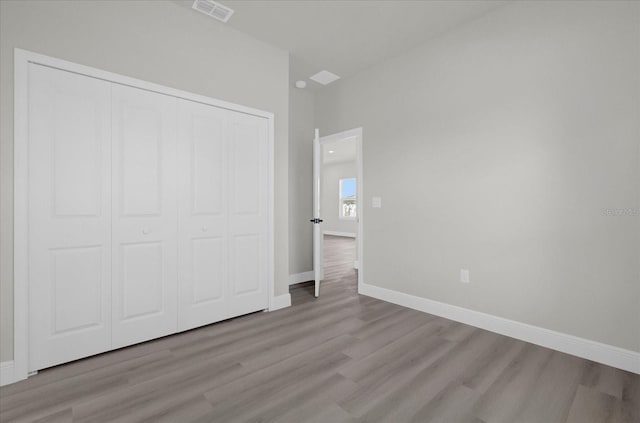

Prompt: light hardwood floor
[{"left": 1, "top": 235, "right": 638, "bottom": 422}]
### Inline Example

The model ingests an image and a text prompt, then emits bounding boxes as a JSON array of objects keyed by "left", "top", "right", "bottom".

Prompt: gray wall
[
  {"left": 316, "top": 1, "right": 640, "bottom": 352},
  {"left": 0, "top": 0, "right": 290, "bottom": 362},
  {"left": 322, "top": 161, "right": 358, "bottom": 235},
  {"left": 288, "top": 85, "right": 314, "bottom": 275}
]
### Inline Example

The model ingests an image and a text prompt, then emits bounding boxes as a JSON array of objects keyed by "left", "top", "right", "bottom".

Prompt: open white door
[{"left": 312, "top": 128, "right": 324, "bottom": 297}]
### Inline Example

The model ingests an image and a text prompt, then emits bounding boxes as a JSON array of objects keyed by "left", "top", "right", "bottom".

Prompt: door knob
[
  {"left": 142, "top": 228, "right": 150, "bottom": 235},
  {"left": 202, "top": 226, "right": 208, "bottom": 232},
  {"left": 309, "top": 218, "right": 324, "bottom": 224}
]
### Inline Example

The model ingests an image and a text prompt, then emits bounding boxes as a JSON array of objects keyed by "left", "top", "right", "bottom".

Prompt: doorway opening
[{"left": 312, "top": 128, "right": 363, "bottom": 298}]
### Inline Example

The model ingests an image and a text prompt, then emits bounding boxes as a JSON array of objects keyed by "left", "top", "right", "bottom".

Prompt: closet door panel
[
  {"left": 28, "top": 64, "right": 112, "bottom": 371},
  {"left": 111, "top": 85, "right": 178, "bottom": 348},
  {"left": 232, "top": 234, "right": 260, "bottom": 295},
  {"left": 177, "top": 100, "right": 229, "bottom": 331},
  {"left": 120, "top": 242, "right": 164, "bottom": 319},
  {"left": 120, "top": 106, "right": 163, "bottom": 216},
  {"left": 228, "top": 112, "right": 269, "bottom": 316}
]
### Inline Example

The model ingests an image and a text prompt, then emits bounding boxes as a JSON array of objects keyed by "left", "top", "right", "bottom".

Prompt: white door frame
[
  {"left": 11, "top": 48, "right": 276, "bottom": 385},
  {"left": 317, "top": 127, "right": 364, "bottom": 294}
]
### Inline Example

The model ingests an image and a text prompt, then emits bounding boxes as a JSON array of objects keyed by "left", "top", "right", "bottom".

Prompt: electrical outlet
[{"left": 460, "top": 269, "right": 470, "bottom": 283}]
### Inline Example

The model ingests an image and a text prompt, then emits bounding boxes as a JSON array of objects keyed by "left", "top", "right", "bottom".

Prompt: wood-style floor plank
[
  {"left": 1, "top": 235, "right": 638, "bottom": 422},
  {"left": 565, "top": 385, "right": 619, "bottom": 423}
]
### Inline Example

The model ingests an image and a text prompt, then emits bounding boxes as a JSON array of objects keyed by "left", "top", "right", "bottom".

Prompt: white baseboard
[
  {"left": 323, "top": 230, "right": 356, "bottom": 238},
  {"left": 359, "top": 283, "right": 640, "bottom": 374},
  {"left": 289, "top": 270, "right": 315, "bottom": 285},
  {"left": 269, "top": 293, "right": 291, "bottom": 311},
  {"left": 0, "top": 361, "right": 17, "bottom": 386}
]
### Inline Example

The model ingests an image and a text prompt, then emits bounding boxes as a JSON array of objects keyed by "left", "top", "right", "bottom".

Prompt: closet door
[
  {"left": 228, "top": 112, "right": 269, "bottom": 316},
  {"left": 28, "top": 64, "right": 112, "bottom": 371},
  {"left": 111, "top": 85, "right": 178, "bottom": 348},
  {"left": 177, "top": 100, "right": 230, "bottom": 331}
]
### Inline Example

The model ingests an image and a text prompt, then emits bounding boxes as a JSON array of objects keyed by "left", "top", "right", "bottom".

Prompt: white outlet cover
[
  {"left": 372, "top": 197, "right": 382, "bottom": 208},
  {"left": 460, "top": 269, "right": 470, "bottom": 283}
]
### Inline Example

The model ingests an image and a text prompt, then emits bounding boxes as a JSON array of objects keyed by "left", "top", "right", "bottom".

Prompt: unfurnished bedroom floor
[{"left": 1, "top": 235, "right": 638, "bottom": 422}]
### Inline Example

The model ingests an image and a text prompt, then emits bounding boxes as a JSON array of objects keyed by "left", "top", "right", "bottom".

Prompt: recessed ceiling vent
[
  {"left": 310, "top": 70, "right": 341, "bottom": 86},
  {"left": 192, "top": 0, "right": 235, "bottom": 23}
]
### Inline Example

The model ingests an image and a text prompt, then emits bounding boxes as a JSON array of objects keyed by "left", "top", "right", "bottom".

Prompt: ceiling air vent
[
  {"left": 192, "top": 0, "right": 235, "bottom": 23},
  {"left": 310, "top": 70, "right": 341, "bottom": 86}
]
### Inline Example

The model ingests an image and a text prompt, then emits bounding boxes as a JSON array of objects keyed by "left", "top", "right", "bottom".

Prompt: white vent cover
[
  {"left": 192, "top": 0, "right": 234, "bottom": 23},
  {"left": 309, "top": 70, "right": 341, "bottom": 86}
]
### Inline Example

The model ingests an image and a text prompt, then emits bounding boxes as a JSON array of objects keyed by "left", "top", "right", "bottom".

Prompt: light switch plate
[{"left": 372, "top": 197, "right": 382, "bottom": 208}]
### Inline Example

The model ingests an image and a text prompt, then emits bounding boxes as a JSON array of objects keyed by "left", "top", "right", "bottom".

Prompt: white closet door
[
  {"left": 177, "top": 100, "right": 230, "bottom": 331},
  {"left": 111, "top": 85, "right": 178, "bottom": 348},
  {"left": 228, "top": 112, "right": 269, "bottom": 316},
  {"left": 28, "top": 64, "right": 112, "bottom": 371}
]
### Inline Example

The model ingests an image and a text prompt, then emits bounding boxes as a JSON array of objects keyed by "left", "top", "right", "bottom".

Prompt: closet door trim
[{"left": 12, "top": 48, "right": 275, "bottom": 385}]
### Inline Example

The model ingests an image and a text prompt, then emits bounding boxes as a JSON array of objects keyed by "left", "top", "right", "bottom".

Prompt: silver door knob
[{"left": 142, "top": 228, "right": 150, "bottom": 235}]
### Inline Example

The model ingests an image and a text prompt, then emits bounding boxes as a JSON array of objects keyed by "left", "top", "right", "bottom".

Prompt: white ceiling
[
  {"left": 323, "top": 137, "right": 356, "bottom": 165},
  {"left": 174, "top": 0, "right": 509, "bottom": 87}
]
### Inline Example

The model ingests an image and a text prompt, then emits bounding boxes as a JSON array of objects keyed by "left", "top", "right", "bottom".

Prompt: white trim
[
  {"left": 289, "top": 271, "right": 315, "bottom": 285},
  {"left": 0, "top": 361, "right": 17, "bottom": 387},
  {"left": 323, "top": 231, "right": 356, "bottom": 238},
  {"left": 16, "top": 50, "right": 273, "bottom": 120},
  {"left": 354, "top": 261, "right": 359, "bottom": 270},
  {"left": 266, "top": 108, "right": 275, "bottom": 313},
  {"left": 13, "top": 48, "right": 276, "bottom": 385},
  {"left": 319, "top": 129, "right": 361, "bottom": 144},
  {"left": 13, "top": 49, "right": 30, "bottom": 385},
  {"left": 318, "top": 127, "right": 364, "bottom": 295},
  {"left": 269, "top": 294, "right": 291, "bottom": 311},
  {"left": 359, "top": 283, "right": 640, "bottom": 374}
]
